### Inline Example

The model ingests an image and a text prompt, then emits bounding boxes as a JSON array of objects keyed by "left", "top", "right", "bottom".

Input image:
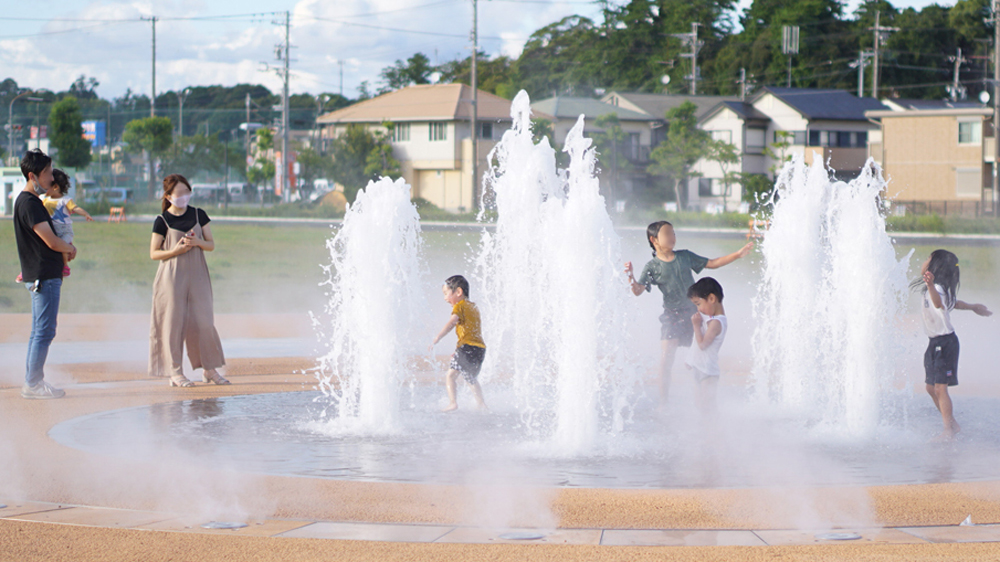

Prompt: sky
[{"left": 0, "top": 0, "right": 958, "bottom": 101}]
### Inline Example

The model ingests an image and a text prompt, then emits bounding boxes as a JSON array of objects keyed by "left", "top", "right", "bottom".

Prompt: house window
[
  {"left": 698, "top": 178, "right": 713, "bottom": 197},
  {"left": 429, "top": 122, "right": 447, "bottom": 141},
  {"left": 837, "top": 131, "right": 853, "bottom": 148},
  {"left": 698, "top": 178, "right": 725, "bottom": 197},
  {"left": 958, "top": 121, "right": 981, "bottom": 145},
  {"left": 791, "top": 131, "right": 807, "bottom": 145},
  {"left": 628, "top": 132, "right": 640, "bottom": 159},
  {"left": 856, "top": 131, "right": 868, "bottom": 147},
  {"left": 479, "top": 122, "right": 493, "bottom": 140},
  {"left": 808, "top": 130, "right": 822, "bottom": 146},
  {"left": 746, "top": 128, "right": 766, "bottom": 153},
  {"left": 391, "top": 122, "right": 410, "bottom": 142},
  {"left": 711, "top": 130, "right": 732, "bottom": 143},
  {"left": 955, "top": 167, "right": 981, "bottom": 198}
]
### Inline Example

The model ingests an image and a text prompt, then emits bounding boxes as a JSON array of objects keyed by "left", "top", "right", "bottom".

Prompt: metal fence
[{"left": 888, "top": 200, "right": 996, "bottom": 218}]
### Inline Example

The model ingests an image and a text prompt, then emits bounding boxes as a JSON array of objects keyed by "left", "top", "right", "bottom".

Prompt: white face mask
[
  {"left": 32, "top": 182, "right": 47, "bottom": 196},
  {"left": 170, "top": 194, "right": 191, "bottom": 208}
]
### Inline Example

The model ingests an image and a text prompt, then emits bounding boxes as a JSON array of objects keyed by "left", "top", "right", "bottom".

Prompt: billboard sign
[{"left": 82, "top": 120, "right": 106, "bottom": 148}]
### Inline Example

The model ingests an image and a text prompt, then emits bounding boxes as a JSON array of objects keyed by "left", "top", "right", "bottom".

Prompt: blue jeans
[{"left": 24, "top": 277, "right": 62, "bottom": 387}]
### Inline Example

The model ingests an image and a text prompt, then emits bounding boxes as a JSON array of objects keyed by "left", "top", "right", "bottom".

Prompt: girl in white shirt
[{"left": 914, "top": 249, "right": 991, "bottom": 440}]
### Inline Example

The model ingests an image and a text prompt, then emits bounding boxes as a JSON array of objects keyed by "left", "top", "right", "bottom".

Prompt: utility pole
[
  {"left": 948, "top": 48, "right": 968, "bottom": 101},
  {"left": 993, "top": 0, "right": 1000, "bottom": 215},
  {"left": 739, "top": 68, "right": 747, "bottom": 101},
  {"left": 282, "top": 11, "right": 291, "bottom": 202},
  {"left": 675, "top": 23, "right": 703, "bottom": 95},
  {"left": 142, "top": 15, "right": 158, "bottom": 116},
  {"left": 870, "top": 12, "right": 899, "bottom": 99},
  {"left": 471, "top": 0, "right": 479, "bottom": 209},
  {"left": 339, "top": 60, "right": 344, "bottom": 96},
  {"left": 853, "top": 51, "right": 873, "bottom": 97}
]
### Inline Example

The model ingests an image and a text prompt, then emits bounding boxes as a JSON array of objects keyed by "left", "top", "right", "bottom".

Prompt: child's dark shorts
[
  {"left": 660, "top": 305, "right": 695, "bottom": 346},
  {"left": 924, "top": 332, "right": 959, "bottom": 386},
  {"left": 451, "top": 344, "right": 486, "bottom": 384}
]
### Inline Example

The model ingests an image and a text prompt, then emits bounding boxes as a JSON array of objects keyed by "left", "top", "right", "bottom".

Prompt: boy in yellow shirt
[{"left": 430, "top": 275, "right": 488, "bottom": 412}]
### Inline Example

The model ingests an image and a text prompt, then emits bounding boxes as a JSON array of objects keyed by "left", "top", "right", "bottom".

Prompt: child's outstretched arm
[
  {"left": 430, "top": 314, "right": 460, "bottom": 351},
  {"left": 71, "top": 206, "right": 94, "bottom": 221},
  {"left": 624, "top": 262, "right": 646, "bottom": 296},
  {"left": 955, "top": 300, "right": 992, "bottom": 317},
  {"left": 706, "top": 242, "right": 753, "bottom": 269},
  {"left": 691, "top": 313, "right": 722, "bottom": 350}
]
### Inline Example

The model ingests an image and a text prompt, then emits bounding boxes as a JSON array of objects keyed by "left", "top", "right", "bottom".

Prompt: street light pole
[{"left": 8, "top": 91, "right": 33, "bottom": 164}]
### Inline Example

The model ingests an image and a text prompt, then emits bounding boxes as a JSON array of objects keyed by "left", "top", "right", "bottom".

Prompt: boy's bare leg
[
  {"left": 443, "top": 369, "right": 460, "bottom": 412},
  {"left": 659, "top": 339, "right": 679, "bottom": 403},
  {"left": 469, "top": 380, "right": 488, "bottom": 411},
  {"left": 696, "top": 376, "right": 718, "bottom": 414},
  {"left": 932, "top": 383, "right": 960, "bottom": 439}
]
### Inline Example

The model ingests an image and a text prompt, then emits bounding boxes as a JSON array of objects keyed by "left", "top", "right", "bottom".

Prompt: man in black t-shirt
[{"left": 13, "top": 149, "right": 76, "bottom": 399}]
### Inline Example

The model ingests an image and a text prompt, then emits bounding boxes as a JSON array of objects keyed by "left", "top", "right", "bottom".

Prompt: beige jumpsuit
[{"left": 148, "top": 215, "right": 225, "bottom": 379}]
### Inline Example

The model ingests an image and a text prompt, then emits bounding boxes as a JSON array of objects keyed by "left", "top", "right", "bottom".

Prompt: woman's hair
[
  {"left": 161, "top": 174, "right": 192, "bottom": 213},
  {"left": 911, "top": 249, "right": 960, "bottom": 304},
  {"left": 646, "top": 221, "right": 672, "bottom": 257},
  {"left": 51, "top": 168, "right": 70, "bottom": 195},
  {"left": 444, "top": 275, "right": 470, "bottom": 298}
]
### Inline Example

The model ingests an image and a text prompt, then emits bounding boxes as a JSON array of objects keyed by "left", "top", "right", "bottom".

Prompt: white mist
[
  {"left": 751, "top": 156, "right": 911, "bottom": 436},
  {"left": 314, "top": 177, "right": 425, "bottom": 433}
]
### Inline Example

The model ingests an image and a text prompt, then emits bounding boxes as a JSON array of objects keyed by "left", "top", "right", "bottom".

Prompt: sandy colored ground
[{"left": 5, "top": 314, "right": 1000, "bottom": 560}]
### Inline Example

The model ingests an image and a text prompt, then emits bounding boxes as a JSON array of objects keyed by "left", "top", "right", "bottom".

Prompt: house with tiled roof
[
  {"left": 690, "top": 87, "right": 886, "bottom": 211},
  {"left": 317, "top": 83, "right": 515, "bottom": 213}
]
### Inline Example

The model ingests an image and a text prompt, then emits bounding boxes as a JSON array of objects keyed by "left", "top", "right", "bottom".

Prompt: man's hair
[
  {"left": 52, "top": 169, "right": 70, "bottom": 195},
  {"left": 444, "top": 275, "right": 470, "bottom": 298},
  {"left": 20, "top": 149, "right": 51, "bottom": 181},
  {"left": 688, "top": 276, "right": 724, "bottom": 302}
]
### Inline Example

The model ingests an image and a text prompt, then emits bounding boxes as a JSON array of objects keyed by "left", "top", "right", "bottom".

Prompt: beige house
[
  {"left": 693, "top": 87, "right": 885, "bottom": 211},
  {"left": 318, "top": 84, "right": 514, "bottom": 213},
  {"left": 865, "top": 105, "right": 994, "bottom": 211}
]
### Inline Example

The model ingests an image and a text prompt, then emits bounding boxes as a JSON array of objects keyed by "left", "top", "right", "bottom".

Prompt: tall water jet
[
  {"left": 314, "top": 177, "right": 425, "bottom": 433},
  {"left": 474, "top": 91, "right": 633, "bottom": 452},
  {"left": 751, "top": 156, "right": 911, "bottom": 436}
]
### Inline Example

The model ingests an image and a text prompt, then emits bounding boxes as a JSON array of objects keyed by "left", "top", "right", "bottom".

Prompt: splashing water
[
  {"left": 751, "top": 156, "right": 911, "bottom": 437},
  {"left": 473, "top": 90, "right": 635, "bottom": 453},
  {"left": 314, "top": 177, "right": 425, "bottom": 433}
]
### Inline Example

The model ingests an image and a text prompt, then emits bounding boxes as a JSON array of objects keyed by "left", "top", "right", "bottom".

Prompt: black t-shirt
[
  {"left": 152, "top": 207, "right": 211, "bottom": 236},
  {"left": 13, "top": 191, "right": 64, "bottom": 283}
]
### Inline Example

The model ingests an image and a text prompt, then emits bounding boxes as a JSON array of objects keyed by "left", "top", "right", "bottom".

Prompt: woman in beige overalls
[{"left": 148, "top": 174, "right": 228, "bottom": 387}]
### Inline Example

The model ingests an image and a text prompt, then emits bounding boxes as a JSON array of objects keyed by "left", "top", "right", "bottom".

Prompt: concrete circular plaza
[{"left": 4, "top": 314, "right": 1000, "bottom": 561}]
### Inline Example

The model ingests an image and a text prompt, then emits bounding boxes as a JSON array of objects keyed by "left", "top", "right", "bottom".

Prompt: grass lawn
[{"left": 0, "top": 221, "right": 333, "bottom": 314}]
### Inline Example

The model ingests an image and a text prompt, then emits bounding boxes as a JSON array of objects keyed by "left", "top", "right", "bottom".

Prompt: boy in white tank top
[{"left": 685, "top": 277, "right": 727, "bottom": 412}]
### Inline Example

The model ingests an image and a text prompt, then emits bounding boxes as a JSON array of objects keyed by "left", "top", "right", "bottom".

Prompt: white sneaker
[{"left": 21, "top": 381, "right": 66, "bottom": 399}]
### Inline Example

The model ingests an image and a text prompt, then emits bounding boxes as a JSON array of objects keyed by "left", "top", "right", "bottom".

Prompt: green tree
[
  {"left": 592, "top": 113, "right": 631, "bottom": 203},
  {"left": 765, "top": 130, "right": 793, "bottom": 175},
  {"left": 437, "top": 53, "right": 518, "bottom": 97},
  {"left": 706, "top": 138, "right": 740, "bottom": 212},
  {"left": 329, "top": 123, "right": 399, "bottom": 202},
  {"left": 379, "top": 53, "right": 434, "bottom": 93},
  {"left": 160, "top": 134, "right": 245, "bottom": 182},
  {"left": 123, "top": 116, "right": 173, "bottom": 198},
  {"left": 647, "top": 101, "right": 710, "bottom": 208},
  {"left": 295, "top": 145, "right": 333, "bottom": 191},
  {"left": 48, "top": 96, "right": 92, "bottom": 169}
]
